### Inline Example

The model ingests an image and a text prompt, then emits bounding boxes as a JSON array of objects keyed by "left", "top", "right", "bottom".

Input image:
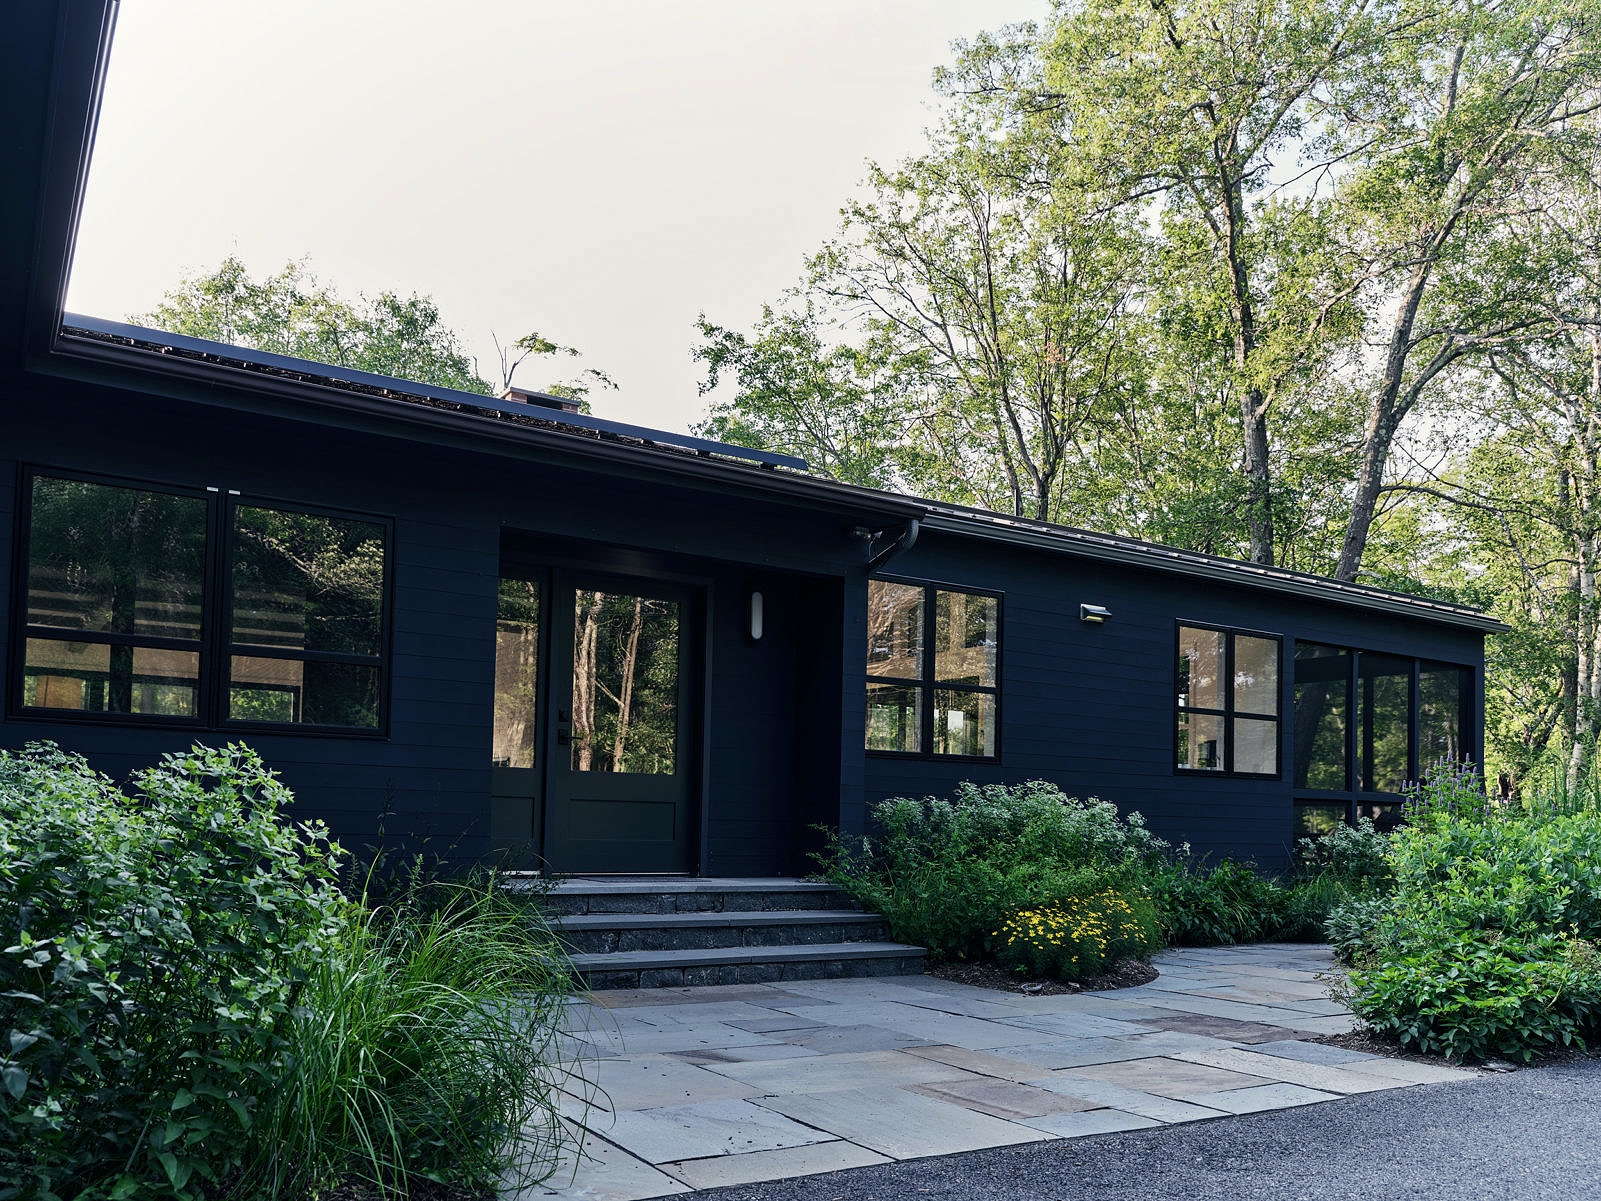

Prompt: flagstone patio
[{"left": 518, "top": 944, "right": 1477, "bottom": 1200}]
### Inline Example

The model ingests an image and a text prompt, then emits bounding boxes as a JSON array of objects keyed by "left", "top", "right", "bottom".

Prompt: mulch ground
[
  {"left": 1312, "top": 1026, "right": 1601, "bottom": 1071},
  {"left": 926, "top": 956, "right": 1158, "bottom": 996}
]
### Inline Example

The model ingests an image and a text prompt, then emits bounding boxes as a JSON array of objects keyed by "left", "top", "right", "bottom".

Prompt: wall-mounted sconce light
[
  {"left": 748, "top": 590, "right": 765, "bottom": 641},
  {"left": 1080, "top": 603, "right": 1113, "bottom": 624}
]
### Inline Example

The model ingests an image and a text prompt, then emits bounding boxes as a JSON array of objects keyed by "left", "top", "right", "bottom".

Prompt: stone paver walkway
[{"left": 519, "top": 944, "right": 1475, "bottom": 1200}]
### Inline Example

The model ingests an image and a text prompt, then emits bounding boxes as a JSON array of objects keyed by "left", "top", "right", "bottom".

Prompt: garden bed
[{"left": 927, "top": 956, "right": 1158, "bottom": 996}]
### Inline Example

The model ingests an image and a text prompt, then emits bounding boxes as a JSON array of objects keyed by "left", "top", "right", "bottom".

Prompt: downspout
[{"left": 866, "top": 519, "right": 920, "bottom": 573}]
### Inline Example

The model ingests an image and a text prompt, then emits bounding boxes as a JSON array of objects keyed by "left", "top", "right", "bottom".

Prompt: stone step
[
  {"left": 552, "top": 909, "right": 889, "bottom": 954},
  {"left": 533, "top": 876, "right": 859, "bottom": 916},
  {"left": 570, "top": 941, "right": 928, "bottom": 991}
]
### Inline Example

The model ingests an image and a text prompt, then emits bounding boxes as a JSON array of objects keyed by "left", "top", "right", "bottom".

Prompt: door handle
[{"left": 556, "top": 729, "right": 571, "bottom": 745}]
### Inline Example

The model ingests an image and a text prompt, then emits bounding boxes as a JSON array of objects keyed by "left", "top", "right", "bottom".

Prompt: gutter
[{"left": 918, "top": 513, "right": 1510, "bottom": 635}]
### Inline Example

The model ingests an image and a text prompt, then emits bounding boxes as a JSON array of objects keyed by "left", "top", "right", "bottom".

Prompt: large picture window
[
  {"left": 1291, "top": 641, "right": 1475, "bottom": 835},
  {"left": 15, "top": 471, "right": 390, "bottom": 732},
  {"left": 866, "top": 579, "right": 999, "bottom": 759},
  {"left": 1175, "top": 623, "right": 1281, "bottom": 777}
]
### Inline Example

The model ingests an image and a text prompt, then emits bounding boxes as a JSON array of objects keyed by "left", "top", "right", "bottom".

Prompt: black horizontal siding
[{"left": 861, "top": 530, "right": 1487, "bottom": 870}]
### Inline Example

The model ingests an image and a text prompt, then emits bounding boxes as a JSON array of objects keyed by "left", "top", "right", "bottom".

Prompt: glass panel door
[
  {"left": 569, "top": 589, "right": 680, "bottom": 775},
  {"left": 546, "top": 573, "right": 697, "bottom": 874}
]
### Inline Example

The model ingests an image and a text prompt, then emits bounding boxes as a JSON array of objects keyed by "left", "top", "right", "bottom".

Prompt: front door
[{"left": 543, "top": 572, "right": 697, "bottom": 873}]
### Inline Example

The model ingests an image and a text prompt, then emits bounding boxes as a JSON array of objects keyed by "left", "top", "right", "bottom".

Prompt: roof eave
[{"left": 919, "top": 513, "right": 1509, "bottom": 635}]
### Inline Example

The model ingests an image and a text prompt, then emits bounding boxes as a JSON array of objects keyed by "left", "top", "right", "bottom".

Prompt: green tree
[{"left": 140, "top": 255, "right": 611, "bottom": 406}]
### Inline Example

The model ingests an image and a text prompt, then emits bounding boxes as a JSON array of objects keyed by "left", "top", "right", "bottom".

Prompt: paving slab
[
  {"left": 786, "top": 1001, "right": 1037, "bottom": 1050},
  {"left": 902, "top": 1076, "right": 1100, "bottom": 1120},
  {"left": 754, "top": 1086, "right": 1050, "bottom": 1159},
  {"left": 548, "top": 943, "right": 1486, "bottom": 1196},
  {"left": 575, "top": 1098, "right": 833, "bottom": 1164},
  {"left": 577, "top": 1024, "right": 778, "bottom": 1057},
  {"left": 1168, "top": 1047, "right": 1401, "bottom": 1095},
  {"left": 993, "top": 1012, "right": 1156, "bottom": 1039},
  {"left": 658, "top": 1142, "right": 889, "bottom": 1190},
  {"left": 589, "top": 985, "right": 813, "bottom": 1010},
  {"left": 519, "top": 1121, "right": 691, "bottom": 1200},
  {"left": 1186, "top": 1082, "right": 1338, "bottom": 1113},
  {"left": 1024, "top": 1075, "right": 1230, "bottom": 1123},
  {"left": 1059, "top": 1055, "right": 1273, "bottom": 1099},
  {"left": 1338, "top": 1057, "right": 1481, "bottom": 1085},
  {"left": 1122, "top": 1011, "right": 1304, "bottom": 1043},
  {"left": 775, "top": 1022, "right": 934, "bottom": 1054},
  {"left": 901, "top": 1044, "right": 1087, "bottom": 1084},
  {"left": 1014, "top": 1108, "right": 1163, "bottom": 1137},
  {"left": 1248, "top": 1039, "right": 1382, "bottom": 1066},
  {"left": 667, "top": 1044, "right": 819, "bottom": 1064},
  {"left": 983, "top": 1038, "right": 1159, "bottom": 1070},
  {"left": 564, "top": 1054, "right": 758, "bottom": 1111},
  {"left": 698, "top": 1049, "right": 978, "bottom": 1094}
]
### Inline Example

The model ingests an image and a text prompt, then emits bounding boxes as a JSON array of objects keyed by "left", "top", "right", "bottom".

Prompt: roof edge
[
  {"left": 62, "top": 313, "right": 808, "bottom": 471},
  {"left": 919, "top": 513, "right": 1509, "bottom": 634}
]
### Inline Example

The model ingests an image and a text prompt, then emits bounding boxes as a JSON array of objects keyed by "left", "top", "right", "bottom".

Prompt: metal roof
[
  {"left": 58, "top": 313, "right": 1506, "bottom": 635},
  {"left": 63, "top": 314, "right": 809, "bottom": 471}
]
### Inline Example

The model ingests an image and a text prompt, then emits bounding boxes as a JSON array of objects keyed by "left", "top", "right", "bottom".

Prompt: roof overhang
[{"left": 919, "top": 512, "right": 1510, "bottom": 634}]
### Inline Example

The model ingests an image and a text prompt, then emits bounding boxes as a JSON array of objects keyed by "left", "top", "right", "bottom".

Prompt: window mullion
[
  {"left": 205, "top": 492, "right": 230, "bottom": 727},
  {"left": 928, "top": 589, "right": 934, "bottom": 755}
]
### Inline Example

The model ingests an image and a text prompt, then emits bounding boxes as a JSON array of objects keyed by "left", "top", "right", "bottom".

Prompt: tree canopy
[{"left": 694, "top": 0, "right": 1601, "bottom": 787}]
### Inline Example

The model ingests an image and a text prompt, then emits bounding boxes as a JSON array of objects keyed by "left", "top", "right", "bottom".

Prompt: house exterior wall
[
  {"left": 0, "top": 378, "right": 862, "bottom": 874},
  {"left": 1, "top": 376, "right": 1489, "bottom": 877},
  {"left": 861, "top": 530, "right": 1486, "bottom": 869}
]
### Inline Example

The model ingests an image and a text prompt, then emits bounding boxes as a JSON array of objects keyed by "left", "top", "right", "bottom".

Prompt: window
[
  {"left": 866, "top": 579, "right": 999, "bottom": 758},
  {"left": 1175, "top": 623, "right": 1281, "bottom": 777},
  {"left": 15, "top": 471, "right": 389, "bottom": 732},
  {"left": 1291, "top": 641, "right": 1476, "bottom": 832}
]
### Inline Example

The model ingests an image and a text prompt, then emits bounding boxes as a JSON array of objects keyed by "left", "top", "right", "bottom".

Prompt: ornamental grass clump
[{"left": 993, "top": 889, "right": 1161, "bottom": 981}]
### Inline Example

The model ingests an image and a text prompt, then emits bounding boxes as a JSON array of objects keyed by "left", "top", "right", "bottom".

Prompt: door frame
[{"left": 499, "top": 542, "right": 714, "bottom": 876}]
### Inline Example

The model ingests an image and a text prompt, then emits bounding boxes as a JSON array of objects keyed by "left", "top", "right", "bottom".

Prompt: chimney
[{"left": 500, "top": 385, "right": 583, "bottom": 415}]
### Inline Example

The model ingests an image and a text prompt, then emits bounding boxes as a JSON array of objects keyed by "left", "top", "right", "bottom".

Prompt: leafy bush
[
  {"left": 0, "top": 743, "right": 346, "bottom": 1199},
  {"left": 992, "top": 889, "right": 1161, "bottom": 981},
  {"left": 817, "top": 781, "right": 1166, "bottom": 963},
  {"left": 0, "top": 742, "right": 574, "bottom": 1200},
  {"left": 1296, "top": 817, "right": 1392, "bottom": 892},
  {"left": 1344, "top": 926, "right": 1601, "bottom": 1062},
  {"left": 1343, "top": 765, "right": 1601, "bottom": 1060},
  {"left": 1325, "top": 894, "right": 1394, "bottom": 964}
]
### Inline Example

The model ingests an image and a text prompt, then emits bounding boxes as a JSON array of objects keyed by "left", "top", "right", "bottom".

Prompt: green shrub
[
  {"left": 0, "top": 743, "right": 345, "bottom": 1199},
  {"left": 1296, "top": 818, "right": 1392, "bottom": 892},
  {"left": 0, "top": 742, "right": 575, "bottom": 1200},
  {"left": 1147, "top": 858, "right": 1281, "bottom": 945},
  {"left": 1325, "top": 894, "right": 1393, "bottom": 964},
  {"left": 1344, "top": 925, "right": 1601, "bottom": 1062},
  {"left": 817, "top": 781, "right": 1166, "bottom": 963},
  {"left": 1343, "top": 776, "right": 1601, "bottom": 1060},
  {"left": 992, "top": 888, "right": 1161, "bottom": 981}
]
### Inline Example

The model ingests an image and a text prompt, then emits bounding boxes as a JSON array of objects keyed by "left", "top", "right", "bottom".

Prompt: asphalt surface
[{"left": 699, "top": 1058, "right": 1601, "bottom": 1201}]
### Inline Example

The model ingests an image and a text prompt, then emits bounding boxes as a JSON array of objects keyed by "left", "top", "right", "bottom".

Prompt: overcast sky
[{"left": 67, "top": 0, "right": 1049, "bottom": 433}]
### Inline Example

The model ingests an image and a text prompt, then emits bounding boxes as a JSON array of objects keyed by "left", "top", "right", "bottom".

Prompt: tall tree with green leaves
[{"left": 140, "top": 256, "right": 611, "bottom": 406}]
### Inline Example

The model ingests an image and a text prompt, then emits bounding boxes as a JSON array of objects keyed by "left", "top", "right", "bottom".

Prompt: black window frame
[
  {"left": 1174, "top": 620, "right": 1283, "bottom": 780},
  {"left": 865, "top": 575, "right": 1002, "bottom": 763},
  {"left": 1290, "top": 639, "right": 1477, "bottom": 833},
  {"left": 10, "top": 466, "right": 394, "bottom": 738}
]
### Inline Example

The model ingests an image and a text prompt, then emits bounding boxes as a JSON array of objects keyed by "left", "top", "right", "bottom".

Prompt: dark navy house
[{"left": 4, "top": 3, "right": 1503, "bottom": 885}]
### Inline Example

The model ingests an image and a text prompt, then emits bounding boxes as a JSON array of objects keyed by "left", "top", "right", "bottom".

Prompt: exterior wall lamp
[
  {"left": 1080, "top": 603, "right": 1113, "bottom": 624},
  {"left": 748, "top": 590, "right": 765, "bottom": 641}
]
